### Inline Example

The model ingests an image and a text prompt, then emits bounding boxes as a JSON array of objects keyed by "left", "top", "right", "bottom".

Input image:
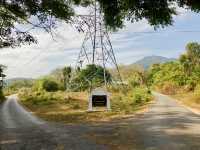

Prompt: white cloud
[
  {"left": 0, "top": 7, "right": 197, "bottom": 78},
  {"left": 0, "top": 21, "right": 84, "bottom": 78}
]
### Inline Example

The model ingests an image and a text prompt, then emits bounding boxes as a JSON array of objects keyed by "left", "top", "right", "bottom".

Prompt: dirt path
[{"left": 0, "top": 93, "right": 200, "bottom": 150}]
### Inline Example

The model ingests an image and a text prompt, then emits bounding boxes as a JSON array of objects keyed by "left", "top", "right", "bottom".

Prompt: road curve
[
  {"left": 0, "top": 93, "right": 200, "bottom": 150},
  {"left": 125, "top": 92, "right": 200, "bottom": 150},
  {"left": 0, "top": 95, "right": 107, "bottom": 150}
]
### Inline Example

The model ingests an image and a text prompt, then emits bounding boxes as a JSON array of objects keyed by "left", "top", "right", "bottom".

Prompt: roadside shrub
[
  {"left": 134, "top": 93, "right": 142, "bottom": 103},
  {"left": 133, "top": 87, "right": 152, "bottom": 104},
  {"left": 42, "top": 80, "right": 59, "bottom": 92},
  {"left": 157, "top": 82, "right": 179, "bottom": 95}
]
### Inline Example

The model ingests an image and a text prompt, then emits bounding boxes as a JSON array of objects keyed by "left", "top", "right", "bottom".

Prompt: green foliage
[
  {"left": 148, "top": 62, "right": 187, "bottom": 87},
  {"left": 133, "top": 87, "right": 152, "bottom": 104},
  {"left": 179, "top": 42, "right": 200, "bottom": 75},
  {"left": 148, "top": 42, "right": 200, "bottom": 94},
  {"left": 1, "top": 1, "right": 200, "bottom": 48},
  {"left": 31, "top": 65, "right": 112, "bottom": 92},
  {"left": 113, "top": 65, "right": 149, "bottom": 88},
  {"left": 109, "top": 86, "right": 152, "bottom": 114},
  {"left": 33, "top": 78, "right": 59, "bottom": 92},
  {"left": 42, "top": 79, "right": 59, "bottom": 92},
  {"left": 72, "top": 64, "right": 112, "bottom": 91},
  {"left": 7, "top": 80, "right": 33, "bottom": 91},
  {"left": 133, "top": 56, "right": 176, "bottom": 69},
  {"left": 0, "top": 0, "right": 74, "bottom": 48},
  {"left": 18, "top": 65, "right": 153, "bottom": 123}
]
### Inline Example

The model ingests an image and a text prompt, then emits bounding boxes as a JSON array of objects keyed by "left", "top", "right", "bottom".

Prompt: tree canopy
[
  {"left": 72, "top": 64, "right": 112, "bottom": 91},
  {"left": 148, "top": 42, "right": 200, "bottom": 94},
  {"left": 1, "top": 0, "right": 200, "bottom": 48}
]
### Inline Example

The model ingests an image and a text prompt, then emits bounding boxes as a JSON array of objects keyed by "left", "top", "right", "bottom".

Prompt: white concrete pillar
[
  {"left": 107, "top": 95, "right": 111, "bottom": 111},
  {"left": 88, "top": 96, "right": 93, "bottom": 111}
]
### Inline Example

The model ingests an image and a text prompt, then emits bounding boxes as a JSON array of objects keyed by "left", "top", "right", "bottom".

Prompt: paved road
[{"left": 0, "top": 93, "right": 200, "bottom": 150}]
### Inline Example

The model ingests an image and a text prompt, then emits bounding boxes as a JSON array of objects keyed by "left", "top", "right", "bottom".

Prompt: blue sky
[{"left": 0, "top": 7, "right": 200, "bottom": 78}]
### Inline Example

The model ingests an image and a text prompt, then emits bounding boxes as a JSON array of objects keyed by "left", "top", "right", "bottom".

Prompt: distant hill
[
  {"left": 133, "top": 56, "right": 176, "bottom": 69},
  {"left": 5, "top": 78, "right": 34, "bottom": 85}
]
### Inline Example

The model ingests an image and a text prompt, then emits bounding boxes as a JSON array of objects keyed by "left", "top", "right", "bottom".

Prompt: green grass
[{"left": 19, "top": 87, "right": 153, "bottom": 124}]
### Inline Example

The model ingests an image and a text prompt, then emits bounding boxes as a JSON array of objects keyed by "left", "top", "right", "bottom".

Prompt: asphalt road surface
[{"left": 0, "top": 93, "right": 200, "bottom": 150}]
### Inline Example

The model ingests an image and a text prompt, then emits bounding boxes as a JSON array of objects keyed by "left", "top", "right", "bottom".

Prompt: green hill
[{"left": 133, "top": 56, "right": 176, "bottom": 69}]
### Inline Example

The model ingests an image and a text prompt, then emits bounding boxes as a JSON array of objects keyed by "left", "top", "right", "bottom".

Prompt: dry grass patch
[
  {"left": 19, "top": 87, "right": 153, "bottom": 124},
  {"left": 173, "top": 91, "right": 200, "bottom": 111}
]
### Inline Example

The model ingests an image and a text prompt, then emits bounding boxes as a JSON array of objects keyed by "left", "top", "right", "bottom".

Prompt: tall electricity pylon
[{"left": 73, "top": 1, "right": 122, "bottom": 87}]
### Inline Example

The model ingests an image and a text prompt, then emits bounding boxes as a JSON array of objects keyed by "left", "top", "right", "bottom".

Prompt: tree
[
  {"left": 0, "top": 0, "right": 75, "bottom": 48},
  {"left": 73, "top": 64, "right": 112, "bottom": 91},
  {"left": 0, "top": 65, "right": 6, "bottom": 101},
  {"left": 0, "top": 65, "right": 6, "bottom": 89},
  {"left": 50, "top": 68, "right": 64, "bottom": 84},
  {"left": 179, "top": 42, "right": 200, "bottom": 75},
  {"left": 8, "top": 79, "right": 33, "bottom": 91},
  {"left": 62, "top": 66, "right": 72, "bottom": 90},
  {"left": 179, "top": 54, "right": 192, "bottom": 75},
  {"left": 1, "top": 1, "right": 200, "bottom": 48},
  {"left": 42, "top": 79, "right": 59, "bottom": 92},
  {"left": 148, "top": 62, "right": 187, "bottom": 87},
  {"left": 186, "top": 42, "right": 200, "bottom": 67}
]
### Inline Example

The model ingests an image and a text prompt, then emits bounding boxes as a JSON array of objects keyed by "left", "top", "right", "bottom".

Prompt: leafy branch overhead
[{"left": 1, "top": 0, "right": 200, "bottom": 48}]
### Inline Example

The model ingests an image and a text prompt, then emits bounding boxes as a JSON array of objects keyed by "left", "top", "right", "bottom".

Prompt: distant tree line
[
  {"left": 31, "top": 64, "right": 112, "bottom": 92},
  {"left": 148, "top": 42, "right": 200, "bottom": 94}
]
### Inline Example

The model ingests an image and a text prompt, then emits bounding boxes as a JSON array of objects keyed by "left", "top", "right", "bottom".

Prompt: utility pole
[{"left": 73, "top": 1, "right": 123, "bottom": 89}]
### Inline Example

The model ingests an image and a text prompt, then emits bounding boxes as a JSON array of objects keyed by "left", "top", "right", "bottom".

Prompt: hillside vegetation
[
  {"left": 3, "top": 42, "right": 200, "bottom": 122},
  {"left": 133, "top": 56, "right": 176, "bottom": 69},
  {"left": 148, "top": 42, "right": 200, "bottom": 110}
]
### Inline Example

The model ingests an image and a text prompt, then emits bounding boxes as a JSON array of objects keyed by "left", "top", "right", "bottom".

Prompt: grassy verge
[
  {"left": 156, "top": 84, "right": 200, "bottom": 112},
  {"left": 172, "top": 91, "right": 200, "bottom": 111},
  {"left": 19, "top": 87, "right": 153, "bottom": 124}
]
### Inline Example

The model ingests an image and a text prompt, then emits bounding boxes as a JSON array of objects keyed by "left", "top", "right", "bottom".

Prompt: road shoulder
[{"left": 165, "top": 93, "right": 200, "bottom": 115}]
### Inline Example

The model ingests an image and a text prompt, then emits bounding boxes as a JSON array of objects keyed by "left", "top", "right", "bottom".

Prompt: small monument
[{"left": 88, "top": 88, "right": 111, "bottom": 111}]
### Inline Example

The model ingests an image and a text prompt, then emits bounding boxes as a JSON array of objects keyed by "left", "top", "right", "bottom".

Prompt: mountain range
[
  {"left": 133, "top": 55, "right": 176, "bottom": 69},
  {"left": 5, "top": 56, "right": 176, "bottom": 81}
]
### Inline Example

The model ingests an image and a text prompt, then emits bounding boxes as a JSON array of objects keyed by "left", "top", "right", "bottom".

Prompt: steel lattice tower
[{"left": 73, "top": 1, "right": 122, "bottom": 86}]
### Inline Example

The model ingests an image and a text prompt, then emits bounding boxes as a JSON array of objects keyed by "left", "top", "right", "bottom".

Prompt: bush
[
  {"left": 158, "top": 82, "right": 179, "bottom": 95},
  {"left": 134, "top": 94, "right": 142, "bottom": 103},
  {"left": 133, "top": 87, "right": 152, "bottom": 104},
  {"left": 42, "top": 80, "right": 59, "bottom": 92}
]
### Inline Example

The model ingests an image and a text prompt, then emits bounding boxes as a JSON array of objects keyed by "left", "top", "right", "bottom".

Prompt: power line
[{"left": 113, "top": 30, "right": 200, "bottom": 35}]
